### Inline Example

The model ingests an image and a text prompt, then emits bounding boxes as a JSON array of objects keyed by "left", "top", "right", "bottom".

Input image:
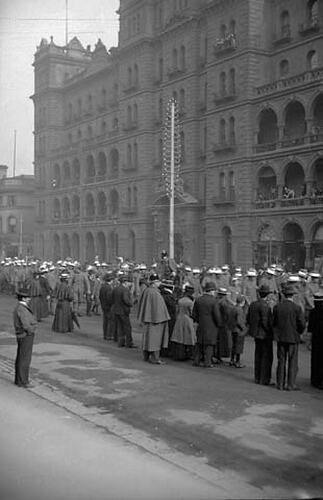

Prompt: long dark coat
[
  {"left": 308, "top": 300, "right": 323, "bottom": 388},
  {"left": 273, "top": 299, "right": 305, "bottom": 343},
  {"left": 52, "top": 281, "right": 74, "bottom": 333},
  {"left": 192, "top": 293, "right": 221, "bottom": 346}
]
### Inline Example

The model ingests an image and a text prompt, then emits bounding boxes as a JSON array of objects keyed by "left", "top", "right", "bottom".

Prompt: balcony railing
[
  {"left": 254, "top": 133, "right": 323, "bottom": 153},
  {"left": 254, "top": 195, "right": 323, "bottom": 209},
  {"left": 272, "top": 26, "right": 291, "bottom": 46},
  {"left": 213, "top": 142, "right": 237, "bottom": 154},
  {"left": 255, "top": 67, "right": 323, "bottom": 96},
  {"left": 167, "top": 67, "right": 186, "bottom": 80},
  {"left": 299, "top": 17, "right": 320, "bottom": 36},
  {"left": 213, "top": 92, "right": 237, "bottom": 105},
  {"left": 213, "top": 192, "right": 236, "bottom": 205},
  {"left": 214, "top": 33, "right": 237, "bottom": 57}
]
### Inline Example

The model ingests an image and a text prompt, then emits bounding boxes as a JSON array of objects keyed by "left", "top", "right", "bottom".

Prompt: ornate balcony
[
  {"left": 255, "top": 67, "right": 323, "bottom": 97},
  {"left": 213, "top": 142, "right": 237, "bottom": 154},
  {"left": 213, "top": 92, "right": 237, "bottom": 105},
  {"left": 272, "top": 26, "right": 291, "bottom": 46},
  {"left": 214, "top": 34, "right": 237, "bottom": 57},
  {"left": 299, "top": 17, "right": 320, "bottom": 36}
]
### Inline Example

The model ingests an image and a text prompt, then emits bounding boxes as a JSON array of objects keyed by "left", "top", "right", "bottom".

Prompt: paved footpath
[{"left": 0, "top": 294, "right": 322, "bottom": 499}]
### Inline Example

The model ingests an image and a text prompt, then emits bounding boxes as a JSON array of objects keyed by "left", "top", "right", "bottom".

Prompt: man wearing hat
[
  {"left": 273, "top": 283, "right": 306, "bottom": 390},
  {"left": 13, "top": 288, "right": 38, "bottom": 388},
  {"left": 192, "top": 281, "right": 221, "bottom": 367},
  {"left": 99, "top": 272, "right": 114, "bottom": 340},
  {"left": 112, "top": 275, "right": 135, "bottom": 348},
  {"left": 137, "top": 273, "right": 170, "bottom": 364},
  {"left": 308, "top": 291, "right": 323, "bottom": 389},
  {"left": 246, "top": 284, "right": 274, "bottom": 385}
]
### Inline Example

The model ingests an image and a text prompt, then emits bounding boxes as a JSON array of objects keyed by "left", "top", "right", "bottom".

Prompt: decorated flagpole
[
  {"left": 169, "top": 101, "right": 175, "bottom": 260},
  {"left": 162, "top": 98, "right": 182, "bottom": 262}
]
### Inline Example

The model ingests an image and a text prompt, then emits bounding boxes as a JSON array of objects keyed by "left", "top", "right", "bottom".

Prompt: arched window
[
  {"left": 110, "top": 190, "right": 119, "bottom": 217},
  {"left": 87, "top": 125, "right": 93, "bottom": 138},
  {"left": 8, "top": 215, "right": 17, "bottom": 233},
  {"left": 134, "top": 64, "right": 139, "bottom": 86},
  {"left": 172, "top": 48, "right": 178, "bottom": 69},
  {"left": 101, "top": 88, "right": 106, "bottom": 108},
  {"left": 127, "top": 67, "right": 132, "bottom": 87},
  {"left": 280, "top": 10, "right": 290, "bottom": 38},
  {"left": 77, "top": 98, "right": 82, "bottom": 117},
  {"left": 98, "top": 151, "right": 107, "bottom": 176},
  {"left": 180, "top": 45, "right": 186, "bottom": 70},
  {"left": 220, "top": 72, "right": 226, "bottom": 96},
  {"left": 179, "top": 88, "right": 185, "bottom": 115},
  {"left": 133, "top": 142, "right": 138, "bottom": 168},
  {"left": 258, "top": 108, "right": 279, "bottom": 144},
  {"left": 159, "top": 97, "right": 163, "bottom": 121},
  {"left": 307, "top": 50, "right": 318, "bottom": 70},
  {"left": 229, "top": 171, "right": 235, "bottom": 201},
  {"left": 229, "top": 68, "right": 235, "bottom": 95},
  {"left": 87, "top": 94, "right": 93, "bottom": 113},
  {"left": 127, "top": 186, "right": 131, "bottom": 208},
  {"left": 220, "top": 24, "right": 227, "bottom": 38},
  {"left": 307, "top": 0, "right": 319, "bottom": 23},
  {"left": 159, "top": 57, "right": 163, "bottom": 81},
  {"left": 127, "top": 105, "right": 132, "bottom": 125},
  {"left": 219, "top": 119, "right": 226, "bottom": 144},
  {"left": 229, "top": 117, "right": 236, "bottom": 144},
  {"left": 229, "top": 19, "right": 236, "bottom": 35},
  {"left": 86, "top": 155, "right": 95, "bottom": 178},
  {"left": 97, "top": 192, "right": 107, "bottom": 216},
  {"left": 133, "top": 186, "right": 138, "bottom": 210},
  {"left": 133, "top": 103, "right": 138, "bottom": 124},
  {"left": 219, "top": 172, "right": 226, "bottom": 200},
  {"left": 110, "top": 148, "right": 119, "bottom": 176},
  {"left": 280, "top": 59, "right": 289, "bottom": 77},
  {"left": 127, "top": 143, "right": 132, "bottom": 167},
  {"left": 85, "top": 193, "right": 95, "bottom": 217}
]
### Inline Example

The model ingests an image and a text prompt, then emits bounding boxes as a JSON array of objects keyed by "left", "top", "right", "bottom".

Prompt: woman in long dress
[
  {"left": 171, "top": 285, "right": 196, "bottom": 361},
  {"left": 52, "top": 272, "right": 74, "bottom": 333}
]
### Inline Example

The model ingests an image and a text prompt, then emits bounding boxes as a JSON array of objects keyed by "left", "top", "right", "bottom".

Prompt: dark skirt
[{"left": 52, "top": 300, "right": 73, "bottom": 333}]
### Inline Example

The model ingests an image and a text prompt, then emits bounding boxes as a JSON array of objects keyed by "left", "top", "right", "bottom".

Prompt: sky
[{"left": 0, "top": 0, "right": 120, "bottom": 176}]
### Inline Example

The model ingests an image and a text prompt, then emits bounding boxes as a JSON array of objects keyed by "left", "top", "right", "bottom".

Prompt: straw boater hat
[
  {"left": 217, "top": 287, "right": 228, "bottom": 295},
  {"left": 309, "top": 272, "right": 320, "bottom": 279}
]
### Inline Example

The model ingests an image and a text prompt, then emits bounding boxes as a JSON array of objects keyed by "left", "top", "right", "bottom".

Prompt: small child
[{"left": 230, "top": 294, "right": 247, "bottom": 368}]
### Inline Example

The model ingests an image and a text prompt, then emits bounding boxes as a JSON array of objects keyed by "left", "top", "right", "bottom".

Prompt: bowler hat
[
  {"left": 258, "top": 284, "right": 270, "bottom": 295},
  {"left": 149, "top": 273, "right": 160, "bottom": 282},
  {"left": 16, "top": 288, "right": 30, "bottom": 298},
  {"left": 204, "top": 281, "right": 216, "bottom": 292}
]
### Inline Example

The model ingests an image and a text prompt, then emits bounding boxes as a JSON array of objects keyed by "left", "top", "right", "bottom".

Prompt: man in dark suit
[
  {"left": 13, "top": 287, "right": 38, "bottom": 388},
  {"left": 192, "top": 281, "right": 221, "bottom": 368},
  {"left": 112, "top": 275, "right": 135, "bottom": 348},
  {"left": 246, "top": 284, "right": 273, "bottom": 385},
  {"left": 99, "top": 272, "right": 114, "bottom": 340},
  {"left": 273, "top": 283, "right": 306, "bottom": 391}
]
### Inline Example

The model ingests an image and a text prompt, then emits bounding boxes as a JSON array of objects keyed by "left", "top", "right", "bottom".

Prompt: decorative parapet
[{"left": 255, "top": 67, "right": 323, "bottom": 96}]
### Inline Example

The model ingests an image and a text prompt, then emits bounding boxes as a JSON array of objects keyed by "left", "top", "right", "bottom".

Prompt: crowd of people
[{"left": 2, "top": 254, "right": 322, "bottom": 391}]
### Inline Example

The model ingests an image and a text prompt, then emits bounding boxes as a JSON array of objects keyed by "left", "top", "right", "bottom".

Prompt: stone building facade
[
  {"left": 0, "top": 168, "right": 35, "bottom": 258},
  {"left": 32, "top": 0, "right": 323, "bottom": 270}
]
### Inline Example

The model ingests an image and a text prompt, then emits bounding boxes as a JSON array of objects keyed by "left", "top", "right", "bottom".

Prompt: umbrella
[{"left": 71, "top": 310, "right": 80, "bottom": 329}]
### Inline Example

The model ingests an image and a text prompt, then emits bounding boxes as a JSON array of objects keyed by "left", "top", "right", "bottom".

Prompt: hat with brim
[
  {"left": 149, "top": 273, "right": 160, "bottom": 282},
  {"left": 258, "top": 284, "right": 270, "bottom": 295},
  {"left": 313, "top": 291, "right": 323, "bottom": 301},
  {"left": 282, "top": 284, "right": 295, "bottom": 296},
  {"left": 16, "top": 288, "right": 30, "bottom": 298},
  {"left": 217, "top": 287, "right": 228, "bottom": 295},
  {"left": 310, "top": 272, "right": 321, "bottom": 279},
  {"left": 204, "top": 281, "right": 216, "bottom": 292}
]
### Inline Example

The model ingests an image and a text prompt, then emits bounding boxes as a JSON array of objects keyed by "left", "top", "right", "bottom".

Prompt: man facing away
[
  {"left": 112, "top": 275, "right": 135, "bottom": 348},
  {"left": 192, "top": 281, "right": 221, "bottom": 368},
  {"left": 273, "top": 283, "right": 306, "bottom": 391},
  {"left": 13, "top": 287, "right": 38, "bottom": 388},
  {"left": 247, "top": 284, "right": 273, "bottom": 385},
  {"left": 99, "top": 272, "right": 114, "bottom": 340}
]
